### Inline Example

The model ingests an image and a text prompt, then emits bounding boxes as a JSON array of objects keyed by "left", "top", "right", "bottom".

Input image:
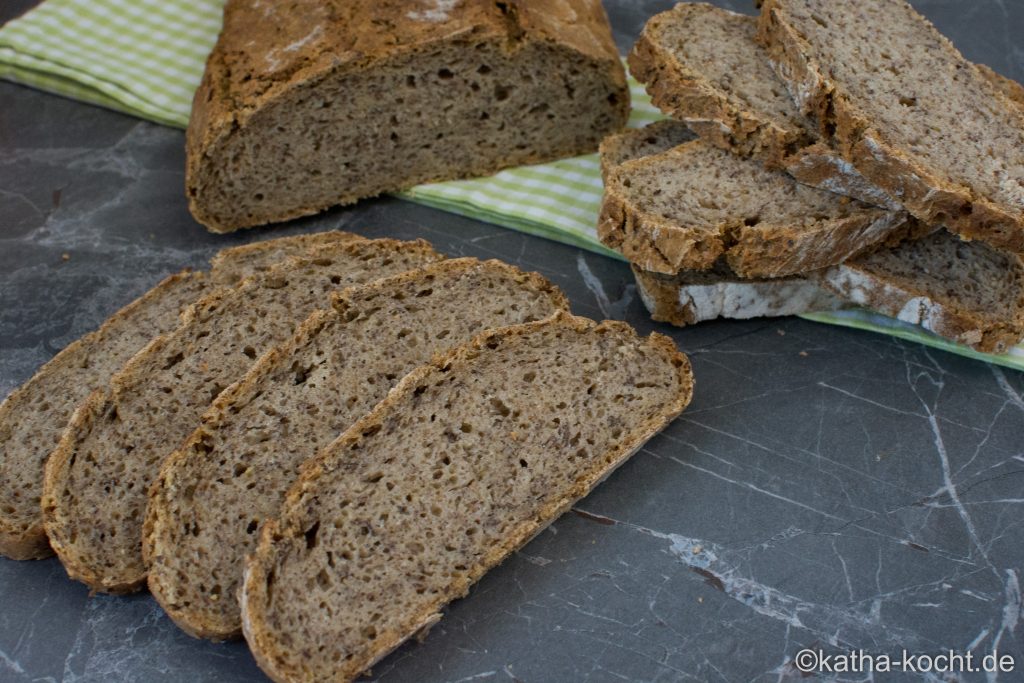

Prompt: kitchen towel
[{"left": 2, "top": 0, "right": 1022, "bottom": 370}]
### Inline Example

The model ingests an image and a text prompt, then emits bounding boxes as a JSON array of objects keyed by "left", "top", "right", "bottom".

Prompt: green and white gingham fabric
[{"left": 1, "top": 0, "right": 1022, "bottom": 370}]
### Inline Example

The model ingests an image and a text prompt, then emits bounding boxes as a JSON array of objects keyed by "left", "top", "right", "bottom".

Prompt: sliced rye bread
[
  {"left": 240, "top": 312, "right": 693, "bottom": 683},
  {"left": 601, "top": 123, "right": 841, "bottom": 325},
  {"left": 629, "top": 3, "right": 1024, "bottom": 211},
  {"left": 818, "top": 230, "right": 1024, "bottom": 353},
  {"left": 41, "top": 239, "right": 443, "bottom": 593},
  {"left": 633, "top": 263, "right": 841, "bottom": 326},
  {"left": 758, "top": 0, "right": 1024, "bottom": 253},
  {"left": 187, "top": 0, "right": 628, "bottom": 232},
  {"left": 0, "top": 231, "right": 360, "bottom": 560},
  {"left": 144, "top": 259, "right": 569, "bottom": 640},
  {"left": 598, "top": 139, "right": 918, "bottom": 278}
]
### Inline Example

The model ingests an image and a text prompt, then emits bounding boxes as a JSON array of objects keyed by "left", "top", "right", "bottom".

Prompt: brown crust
[
  {"left": 631, "top": 263, "right": 842, "bottom": 327},
  {"left": 757, "top": 0, "right": 1024, "bottom": 254},
  {"left": 186, "top": 0, "right": 628, "bottom": 232},
  {"left": 0, "top": 270, "right": 210, "bottom": 562},
  {"left": 627, "top": 4, "right": 811, "bottom": 169},
  {"left": 41, "top": 238, "right": 444, "bottom": 594},
  {"left": 598, "top": 143, "right": 915, "bottom": 279},
  {"left": 143, "top": 257, "right": 569, "bottom": 641},
  {"left": 240, "top": 311, "right": 693, "bottom": 683}
]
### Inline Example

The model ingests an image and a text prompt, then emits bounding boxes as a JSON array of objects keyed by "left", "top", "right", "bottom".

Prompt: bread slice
[
  {"left": 0, "top": 230, "right": 360, "bottom": 560},
  {"left": 240, "top": 312, "right": 693, "bottom": 683},
  {"left": 818, "top": 230, "right": 1024, "bottom": 353},
  {"left": 633, "top": 263, "right": 841, "bottom": 326},
  {"left": 210, "top": 231, "right": 364, "bottom": 284},
  {"left": 41, "top": 239, "right": 443, "bottom": 593},
  {"left": 598, "top": 139, "right": 915, "bottom": 278},
  {"left": 758, "top": 0, "right": 1024, "bottom": 253},
  {"left": 598, "top": 119, "right": 695, "bottom": 180},
  {"left": 186, "top": 0, "right": 629, "bottom": 232},
  {"left": 0, "top": 272, "right": 212, "bottom": 561},
  {"left": 144, "top": 259, "right": 568, "bottom": 640}
]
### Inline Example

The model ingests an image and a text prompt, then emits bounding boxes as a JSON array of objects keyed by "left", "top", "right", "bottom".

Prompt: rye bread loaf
[
  {"left": 598, "top": 139, "right": 916, "bottom": 278},
  {"left": 818, "top": 230, "right": 1024, "bottom": 353},
  {"left": 240, "top": 312, "right": 693, "bottom": 683},
  {"left": 187, "top": 0, "right": 629, "bottom": 232},
  {"left": 0, "top": 231, "right": 361, "bottom": 560},
  {"left": 758, "top": 0, "right": 1024, "bottom": 253},
  {"left": 41, "top": 239, "right": 442, "bottom": 593},
  {"left": 144, "top": 259, "right": 568, "bottom": 640}
]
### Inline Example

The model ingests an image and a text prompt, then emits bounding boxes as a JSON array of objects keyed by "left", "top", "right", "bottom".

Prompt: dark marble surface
[{"left": 2, "top": 1, "right": 1024, "bottom": 681}]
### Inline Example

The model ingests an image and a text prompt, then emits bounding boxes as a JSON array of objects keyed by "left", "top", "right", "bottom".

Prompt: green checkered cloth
[{"left": 2, "top": 0, "right": 1022, "bottom": 370}]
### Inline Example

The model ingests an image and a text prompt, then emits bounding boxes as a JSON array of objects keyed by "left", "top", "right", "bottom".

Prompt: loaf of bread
[
  {"left": 598, "top": 139, "right": 917, "bottom": 278},
  {"left": 0, "top": 230, "right": 359, "bottom": 560},
  {"left": 240, "top": 312, "right": 692, "bottom": 682},
  {"left": 758, "top": 0, "right": 1024, "bottom": 253},
  {"left": 186, "top": 0, "right": 629, "bottom": 232},
  {"left": 144, "top": 259, "right": 568, "bottom": 640},
  {"left": 41, "top": 239, "right": 442, "bottom": 593}
]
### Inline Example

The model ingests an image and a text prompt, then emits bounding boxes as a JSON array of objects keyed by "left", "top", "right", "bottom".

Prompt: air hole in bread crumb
[
  {"left": 899, "top": 96, "right": 917, "bottom": 107},
  {"left": 438, "top": 68, "right": 454, "bottom": 80}
]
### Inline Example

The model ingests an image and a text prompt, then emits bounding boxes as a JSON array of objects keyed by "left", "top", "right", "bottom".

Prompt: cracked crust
[
  {"left": 240, "top": 311, "right": 693, "bottom": 683},
  {"left": 758, "top": 0, "right": 1024, "bottom": 254}
]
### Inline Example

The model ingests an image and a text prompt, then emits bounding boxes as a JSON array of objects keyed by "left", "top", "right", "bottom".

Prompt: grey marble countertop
[{"left": 2, "top": 1, "right": 1023, "bottom": 681}]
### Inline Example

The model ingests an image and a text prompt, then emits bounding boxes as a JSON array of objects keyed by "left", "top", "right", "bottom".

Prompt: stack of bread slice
[
  {"left": 2, "top": 229, "right": 693, "bottom": 682},
  {"left": 601, "top": 1, "right": 1024, "bottom": 353}
]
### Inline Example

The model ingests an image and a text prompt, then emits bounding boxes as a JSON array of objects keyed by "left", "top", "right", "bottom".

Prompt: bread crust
[
  {"left": 240, "top": 312, "right": 693, "bottom": 683},
  {"left": 758, "top": 0, "right": 1024, "bottom": 254},
  {"left": 187, "top": 0, "right": 629, "bottom": 232},
  {"left": 143, "top": 258, "right": 569, "bottom": 641},
  {"left": 632, "top": 264, "right": 842, "bottom": 327}
]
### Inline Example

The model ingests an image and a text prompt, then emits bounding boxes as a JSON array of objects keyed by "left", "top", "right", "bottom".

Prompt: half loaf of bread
[
  {"left": 187, "top": 0, "right": 629, "bottom": 232},
  {"left": 41, "top": 239, "right": 442, "bottom": 593},
  {"left": 144, "top": 258, "right": 568, "bottom": 640},
  {"left": 241, "top": 312, "right": 693, "bottom": 683},
  {"left": 0, "top": 230, "right": 358, "bottom": 560}
]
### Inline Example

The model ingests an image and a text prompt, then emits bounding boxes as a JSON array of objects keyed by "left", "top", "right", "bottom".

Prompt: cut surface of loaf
[
  {"left": 633, "top": 263, "right": 841, "bottom": 326},
  {"left": 598, "top": 140, "right": 913, "bottom": 278},
  {"left": 187, "top": 0, "right": 629, "bottom": 232},
  {"left": 241, "top": 312, "right": 693, "bottom": 683},
  {"left": 758, "top": 0, "right": 1024, "bottom": 253},
  {"left": 41, "top": 239, "right": 443, "bottom": 592},
  {"left": 144, "top": 258, "right": 568, "bottom": 640},
  {"left": 0, "top": 230, "right": 360, "bottom": 560},
  {"left": 819, "top": 231, "right": 1024, "bottom": 352}
]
